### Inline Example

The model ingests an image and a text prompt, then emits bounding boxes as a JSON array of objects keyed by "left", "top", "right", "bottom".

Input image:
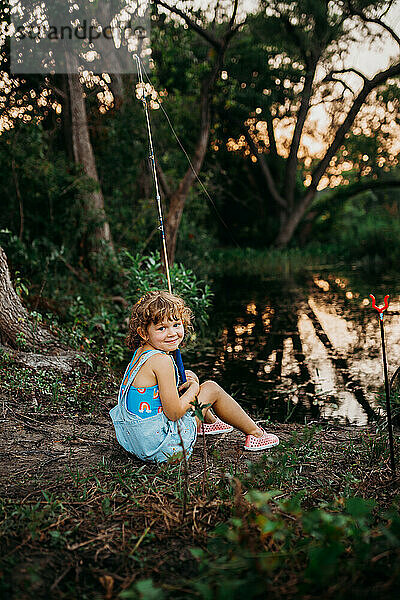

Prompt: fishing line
[
  {"left": 139, "top": 57, "right": 240, "bottom": 248},
  {"left": 134, "top": 54, "right": 172, "bottom": 294}
]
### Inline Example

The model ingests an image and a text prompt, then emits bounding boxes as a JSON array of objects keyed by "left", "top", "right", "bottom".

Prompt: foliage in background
[
  {"left": 309, "top": 185, "right": 400, "bottom": 265},
  {"left": 120, "top": 250, "right": 213, "bottom": 332},
  {"left": 206, "top": 245, "right": 340, "bottom": 278},
  {"left": 1, "top": 3, "right": 399, "bottom": 273},
  {"left": 1, "top": 227, "right": 212, "bottom": 364}
]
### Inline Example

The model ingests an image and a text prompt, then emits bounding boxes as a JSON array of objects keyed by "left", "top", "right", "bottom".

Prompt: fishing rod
[{"left": 134, "top": 54, "right": 187, "bottom": 384}]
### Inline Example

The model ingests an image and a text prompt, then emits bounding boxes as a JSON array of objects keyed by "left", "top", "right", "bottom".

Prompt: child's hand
[
  {"left": 184, "top": 370, "right": 199, "bottom": 384},
  {"left": 179, "top": 375, "right": 200, "bottom": 395}
]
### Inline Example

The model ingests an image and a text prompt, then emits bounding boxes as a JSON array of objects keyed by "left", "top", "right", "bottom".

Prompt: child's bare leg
[
  {"left": 196, "top": 381, "right": 262, "bottom": 437},
  {"left": 194, "top": 408, "right": 217, "bottom": 428},
  {"left": 204, "top": 408, "right": 217, "bottom": 424}
]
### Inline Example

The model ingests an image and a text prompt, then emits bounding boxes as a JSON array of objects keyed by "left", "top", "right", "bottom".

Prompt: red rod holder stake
[{"left": 370, "top": 294, "right": 395, "bottom": 475}]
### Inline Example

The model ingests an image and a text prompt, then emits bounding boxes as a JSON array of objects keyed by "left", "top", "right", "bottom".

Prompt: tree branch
[
  {"left": 311, "top": 60, "right": 400, "bottom": 192},
  {"left": 266, "top": 111, "right": 278, "bottom": 160},
  {"left": 211, "top": 0, "right": 220, "bottom": 32},
  {"left": 275, "top": 59, "right": 400, "bottom": 246},
  {"left": 156, "top": 160, "right": 172, "bottom": 199},
  {"left": 154, "top": 0, "right": 222, "bottom": 50},
  {"left": 303, "top": 177, "right": 400, "bottom": 225},
  {"left": 324, "top": 74, "right": 356, "bottom": 96},
  {"left": 44, "top": 81, "right": 67, "bottom": 100},
  {"left": 232, "top": 20, "right": 247, "bottom": 34},
  {"left": 381, "top": 0, "right": 395, "bottom": 19},
  {"left": 329, "top": 177, "right": 400, "bottom": 200},
  {"left": 347, "top": 1, "right": 400, "bottom": 47},
  {"left": 228, "top": 0, "right": 239, "bottom": 30},
  {"left": 324, "top": 67, "right": 368, "bottom": 83},
  {"left": 284, "top": 60, "right": 318, "bottom": 207},
  {"left": 175, "top": 67, "right": 215, "bottom": 199}
]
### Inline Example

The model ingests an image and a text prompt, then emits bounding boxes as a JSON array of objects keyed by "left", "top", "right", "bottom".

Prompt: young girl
[{"left": 110, "top": 290, "right": 279, "bottom": 463}]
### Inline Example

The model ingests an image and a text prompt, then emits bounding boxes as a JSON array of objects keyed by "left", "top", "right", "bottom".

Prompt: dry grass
[{"left": 1, "top": 391, "right": 400, "bottom": 599}]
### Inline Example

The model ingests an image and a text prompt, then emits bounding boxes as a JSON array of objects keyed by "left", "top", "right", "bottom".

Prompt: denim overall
[{"left": 109, "top": 349, "right": 197, "bottom": 463}]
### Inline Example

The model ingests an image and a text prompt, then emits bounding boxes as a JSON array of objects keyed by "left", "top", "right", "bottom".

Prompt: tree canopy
[{"left": 0, "top": 0, "right": 399, "bottom": 267}]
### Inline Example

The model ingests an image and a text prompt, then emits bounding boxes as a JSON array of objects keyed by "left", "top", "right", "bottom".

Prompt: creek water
[{"left": 185, "top": 265, "right": 400, "bottom": 426}]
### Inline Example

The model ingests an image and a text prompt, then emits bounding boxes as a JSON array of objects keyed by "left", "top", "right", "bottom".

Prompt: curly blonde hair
[{"left": 126, "top": 290, "right": 193, "bottom": 350}]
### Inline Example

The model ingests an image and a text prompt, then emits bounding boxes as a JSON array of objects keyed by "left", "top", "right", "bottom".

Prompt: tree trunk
[
  {"left": 0, "top": 246, "right": 82, "bottom": 373},
  {"left": 165, "top": 191, "right": 186, "bottom": 265},
  {"left": 59, "top": 74, "right": 74, "bottom": 163},
  {"left": 0, "top": 247, "right": 60, "bottom": 350},
  {"left": 275, "top": 190, "right": 316, "bottom": 248},
  {"left": 66, "top": 54, "right": 113, "bottom": 254}
]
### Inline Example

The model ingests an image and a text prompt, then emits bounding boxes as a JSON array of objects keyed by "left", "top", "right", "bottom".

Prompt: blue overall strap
[
  {"left": 119, "top": 349, "right": 162, "bottom": 407},
  {"left": 119, "top": 350, "right": 180, "bottom": 410},
  {"left": 117, "top": 348, "right": 140, "bottom": 405}
]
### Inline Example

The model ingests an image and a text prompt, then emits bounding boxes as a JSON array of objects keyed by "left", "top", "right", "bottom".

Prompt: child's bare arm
[{"left": 152, "top": 354, "right": 199, "bottom": 421}]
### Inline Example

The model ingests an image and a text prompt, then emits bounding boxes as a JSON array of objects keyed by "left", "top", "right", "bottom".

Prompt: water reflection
[{"left": 186, "top": 268, "right": 400, "bottom": 425}]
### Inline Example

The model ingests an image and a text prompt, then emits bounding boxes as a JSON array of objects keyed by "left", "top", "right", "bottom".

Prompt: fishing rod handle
[{"left": 174, "top": 349, "right": 187, "bottom": 384}]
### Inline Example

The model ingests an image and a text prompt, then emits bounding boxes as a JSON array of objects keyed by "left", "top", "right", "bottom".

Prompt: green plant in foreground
[
  {"left": 187, "top": 491, "right": 400, "bottom": 599},
  {"left": 1, "top": 443, "right": 400, "bottom": 600},
  {"left": 119, "top": 578, "right": 165, "bottom": 599},
  {"left": 190, "top": 396, "right": 212, "bottom": 497}
]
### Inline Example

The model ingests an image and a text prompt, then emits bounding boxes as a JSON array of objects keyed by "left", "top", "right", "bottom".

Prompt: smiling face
[{"left": 140, "top": 317, "right": 185, "bottom": 353}]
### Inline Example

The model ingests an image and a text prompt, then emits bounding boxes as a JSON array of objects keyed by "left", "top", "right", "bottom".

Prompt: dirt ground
[
  {"left": 0, "top": 394, "right": 269, "bottom": 497},
  {"left": 2, "top": 390, "right": 400, "bottom": 600},
  {"left": 2, "top": 391, "right": 397, "bottom": 500}
]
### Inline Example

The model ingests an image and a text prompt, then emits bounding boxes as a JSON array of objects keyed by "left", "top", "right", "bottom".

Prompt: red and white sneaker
[
  {"left": 244, "top": 428, "right": 279, "bottom": 451},
  {"left": 197, "top": 418, "right": 234, "bottom": 436}
]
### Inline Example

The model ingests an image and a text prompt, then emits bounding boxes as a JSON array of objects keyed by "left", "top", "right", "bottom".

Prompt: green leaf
[
  {"left": 119, "top": 579, "right": 165, "bottom": 600},
  {"left": 345, "top": 497, "right": 375, "bottom": 519}
]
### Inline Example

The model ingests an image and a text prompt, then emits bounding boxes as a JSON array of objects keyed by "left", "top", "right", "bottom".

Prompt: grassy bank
[
  {"left": 204, "top": 246, "right": 344, "bottom": 279},
  {"left": 1, "top": 363, "right": 400, "bottom": 600},
  {"left": 199, "top": 244, "right": 395, "bottom": 281}
]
